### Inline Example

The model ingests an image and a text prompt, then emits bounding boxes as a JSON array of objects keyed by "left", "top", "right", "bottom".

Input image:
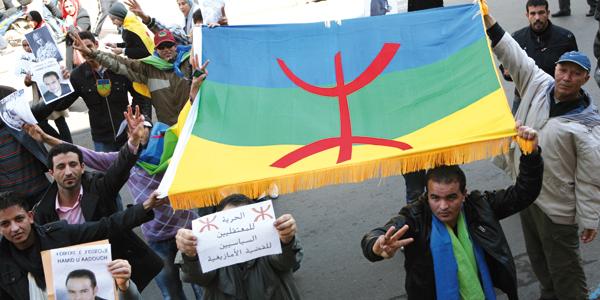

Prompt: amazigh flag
[{"left": 158, "top": 4, "right": 517, "bottom": 209}]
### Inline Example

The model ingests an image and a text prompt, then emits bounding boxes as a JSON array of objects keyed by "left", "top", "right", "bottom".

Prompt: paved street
[{"left": 1, "top": 0, "right": 600, "bottom": 299}]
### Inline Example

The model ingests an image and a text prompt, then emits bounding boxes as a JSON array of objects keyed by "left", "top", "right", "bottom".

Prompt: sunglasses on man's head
[{"left": 157, "top": 42, "right": 176, "bottom": 50}]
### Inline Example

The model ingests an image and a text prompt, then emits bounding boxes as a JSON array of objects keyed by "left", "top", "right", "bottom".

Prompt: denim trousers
[{"left": 148, "top": 238, "right": 204, "bottom": 300}]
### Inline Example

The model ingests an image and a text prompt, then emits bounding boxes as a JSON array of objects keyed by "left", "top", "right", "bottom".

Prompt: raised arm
[
  {"left": 64, "top": 193, "right": 166, "bottom": 243},
  {"left": 487, "top": 125, "right": 543, "bottom": 219},
  {"left": 70, "top": 32, "right": 149, "bottom": 83},
  {"left": 483, "top": 11, "right": 552, "bottom": 103},
  {"left": 361, "top": 213, "right": 414, "bottom": 262},
  {"left": 125, "top": 0, "right": 190, "bottom": 45},
  {"left": 93, "top": 106, "right": 145, "bottom": 199}
]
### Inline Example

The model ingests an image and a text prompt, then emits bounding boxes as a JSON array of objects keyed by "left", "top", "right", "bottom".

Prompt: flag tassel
[{"left": 169, "top": 137, "right": 512, "bottom": 209}]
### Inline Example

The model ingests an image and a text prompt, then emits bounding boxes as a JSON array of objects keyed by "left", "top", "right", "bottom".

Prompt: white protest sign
[
  {"left": 49, "top": 243, "right": 116, "bottom": 300},
  {"left": 0, "top": 89, "right": 37, "bottom": 131},
  {"left": 31, "top": 58, "right": 74, "bottom": 104},
  {"left": 192, "top": 200, "right": 282, "bottom": 272}
]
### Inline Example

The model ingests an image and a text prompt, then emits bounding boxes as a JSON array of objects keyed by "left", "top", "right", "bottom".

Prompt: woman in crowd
[{"left": 44, "top": 0, "right": 90, "bottom": 69}]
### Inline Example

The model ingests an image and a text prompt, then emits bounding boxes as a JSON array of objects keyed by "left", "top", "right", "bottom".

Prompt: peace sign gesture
[{"left": 372, "top": 225, "right": 414, "bottom": 259}]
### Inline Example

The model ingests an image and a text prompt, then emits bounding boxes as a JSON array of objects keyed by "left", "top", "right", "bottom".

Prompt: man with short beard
[
  {"left": 501, "top": 0, "right": 578, "bottom": 113},
  {"left": 31, "top": 107, "right": 163, "bottom": 292}
]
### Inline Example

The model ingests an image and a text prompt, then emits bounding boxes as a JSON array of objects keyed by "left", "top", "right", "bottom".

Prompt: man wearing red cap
[{"left": 72, "top": 29, "right": 194, "bottom": 126}]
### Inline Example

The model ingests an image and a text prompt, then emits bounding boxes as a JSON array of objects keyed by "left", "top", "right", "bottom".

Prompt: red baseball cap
[{"left": 154, "top": 29, "right": 176, "bottom": 47}]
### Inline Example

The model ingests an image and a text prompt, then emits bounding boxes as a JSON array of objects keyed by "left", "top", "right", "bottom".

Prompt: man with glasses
[{"left": 71, "top": 29, "right": 193, "bottom": 126}]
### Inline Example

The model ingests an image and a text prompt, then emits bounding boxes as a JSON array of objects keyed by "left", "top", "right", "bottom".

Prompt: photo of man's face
[
  {"left": 66, "top": 276, "right": 98, "bottom": 300},
  {"left": 43, "top": 73, "right": 61, "bottom": 95},
  {"left": 33, "top": 32, "right": 43, "bottom": 46}
]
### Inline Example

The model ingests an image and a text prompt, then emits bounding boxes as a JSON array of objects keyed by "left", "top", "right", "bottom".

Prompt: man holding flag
[{"left": 483, "top": 0, "right": 600, "bottom": 298}]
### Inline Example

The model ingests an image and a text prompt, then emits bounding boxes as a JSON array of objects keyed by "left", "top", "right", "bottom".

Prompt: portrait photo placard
[
  {"left": 42, "top": 241, "right": 117, "bottom": 300},
  {"left": 31, "top": 58, "right": 74, "bottom": 104},
  {"left": 25, "top": 25, "right": 63, "bottom": 62}
]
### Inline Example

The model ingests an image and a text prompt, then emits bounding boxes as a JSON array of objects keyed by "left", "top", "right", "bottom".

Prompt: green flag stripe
[{"left": 193, "top": 38, "right": 498, "bottom": 146}]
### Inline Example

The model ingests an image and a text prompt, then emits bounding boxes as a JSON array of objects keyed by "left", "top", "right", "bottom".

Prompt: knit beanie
[{"left": 109, "top": 2, "right": 127, "bottom": 20}]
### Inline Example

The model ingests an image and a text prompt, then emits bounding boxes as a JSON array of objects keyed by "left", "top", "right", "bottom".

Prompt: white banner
[{"left": 192, "top": 200, "right": 282, "bottom": 272}]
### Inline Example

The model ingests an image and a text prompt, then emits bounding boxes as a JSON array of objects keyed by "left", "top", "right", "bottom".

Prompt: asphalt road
[{"left": 2, "top": 0, "right": 599, "bottom": 299}]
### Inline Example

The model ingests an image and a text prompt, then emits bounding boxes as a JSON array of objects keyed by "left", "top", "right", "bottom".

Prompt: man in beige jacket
[{"left": 483, "top": 3, "right": 600, "bottom": 299}]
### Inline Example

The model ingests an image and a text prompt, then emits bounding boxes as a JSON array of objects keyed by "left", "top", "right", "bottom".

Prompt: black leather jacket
[
  {"left": 361, "top": 150, "right": 543, "bottom": 300},
  {"left": 33, "top": 143, "right": 162, "bottom": 291},
  {"left": 0, "top": 204, "right": 154, "bottom": 300}
]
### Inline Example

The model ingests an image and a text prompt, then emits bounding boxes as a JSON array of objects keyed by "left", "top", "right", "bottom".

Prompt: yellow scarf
[{"left": 124, "top": 12, "right": 154, "bottom": 98}]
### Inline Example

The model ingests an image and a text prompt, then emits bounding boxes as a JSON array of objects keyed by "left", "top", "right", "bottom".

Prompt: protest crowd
[{"left": 0, "top": 0, "right": 599, "bottom": 299}]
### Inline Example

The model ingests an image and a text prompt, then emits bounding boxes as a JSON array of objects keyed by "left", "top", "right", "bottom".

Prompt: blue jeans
[
  {"left": 93, "top": 141, "right": 124, "bottom": 211},
  {"left": 148, "top": 238, "right": 204, "bottom": 300}
]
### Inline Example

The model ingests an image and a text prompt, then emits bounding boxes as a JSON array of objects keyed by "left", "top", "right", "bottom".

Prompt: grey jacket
[
  {"left": 490, "top": 24, "right": 600, "bottom": 229},
  {"left": 177, "top": 238, "right": 302, "bottom": 300}
]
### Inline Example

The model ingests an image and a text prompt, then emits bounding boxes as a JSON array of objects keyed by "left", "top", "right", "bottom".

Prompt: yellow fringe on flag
[
  {"left": 515, "top": 136, "right": 535, "bottom": 155},
  {"left": 168, "top": 137, "right": 512, "bottom": 209}
]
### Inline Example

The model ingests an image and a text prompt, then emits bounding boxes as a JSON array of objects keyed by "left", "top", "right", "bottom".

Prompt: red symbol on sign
[
  {"left": 272, "top": 43, "right": 412, "bottom": 168},
  {"left": 198, "top": 215, "right": 219, "bottom": 232},
  {"left": 252, "top": 204, "right": 274, "bottom": 222}
]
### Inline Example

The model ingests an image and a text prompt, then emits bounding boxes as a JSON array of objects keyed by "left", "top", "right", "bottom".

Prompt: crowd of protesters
[{"left": 0, "top": 0, "right": 599, "bottom": 299}]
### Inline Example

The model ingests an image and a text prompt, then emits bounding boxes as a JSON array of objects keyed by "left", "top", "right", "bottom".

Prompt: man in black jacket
[
  {"left": 361, "top": 125, "right": 543, "bottom": 300},
  {"left": 501, "top": 0, "right": 578, "bottom": 113},
  {"left": 32, "top": 108, "right": 162, "bottom": 291},
  {"left": 0, "top": 190, "right": 166, "bottom": 300}
]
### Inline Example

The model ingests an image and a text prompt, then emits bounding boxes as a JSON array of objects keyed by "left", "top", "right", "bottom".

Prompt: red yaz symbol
[
  {"left": 272, "top": 43, "right": 412, "bottom": 169},
  {"left": 198, "top": 215, "right": 219, "bottom": 232},
  {"left": 252, "top": 204, "right": 274, "bottom": 222}
]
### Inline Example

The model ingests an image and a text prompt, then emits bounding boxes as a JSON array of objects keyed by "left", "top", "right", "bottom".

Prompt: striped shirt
[{"left": 0, "top": 123, "right": 49, "bottom": 198}]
